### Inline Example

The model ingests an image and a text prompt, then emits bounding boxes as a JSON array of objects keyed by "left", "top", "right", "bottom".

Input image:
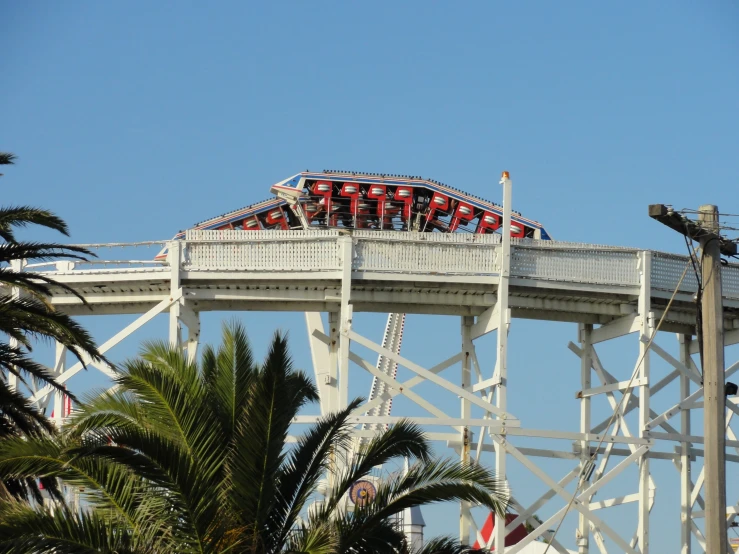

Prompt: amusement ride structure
[{"left": 18, "top": 170, "right": 739, "bottom": 553}]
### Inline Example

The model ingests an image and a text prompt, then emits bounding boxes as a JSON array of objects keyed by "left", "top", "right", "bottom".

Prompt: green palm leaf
[{"left": 0, "top": 206, "right": 72, "bottom": 243}]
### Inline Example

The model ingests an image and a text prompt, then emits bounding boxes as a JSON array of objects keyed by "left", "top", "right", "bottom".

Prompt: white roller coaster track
[{"left": 12, "top": 229, "right": 739, "bottom": 553}]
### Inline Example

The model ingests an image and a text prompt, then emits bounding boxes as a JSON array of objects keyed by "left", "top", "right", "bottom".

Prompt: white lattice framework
[{"left": 17, "top": 229, "right": 739, "bottom": 553}]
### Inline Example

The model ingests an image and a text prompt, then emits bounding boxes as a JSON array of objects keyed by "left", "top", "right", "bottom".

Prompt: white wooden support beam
[
  {"left": 52, "top": 342, "right": 66, "bottom": 428},
  {"left": 313, "top": 329, "right": 462, "bottom": 421},
  {"left": 167, "top": 241, "right": 183, "bottom": 347},
  {"left": 347, "top": 348, "right": 452, "bottom": 422},
  {"left": 637, "top": 251, "right": 652, "bottom": 554},
  {"left": 578, "top": 323, "right": 592, "bottom": 554},
  {"left": 641, "top": 337, "right": 702, "bottom": 386},
  {"left": 292, "top": 415, "right": 508, "bottom": 428},
  {"left": 502, "top": 439, "right": 648, "bottom": 554},
  {"left": 492, "top": 172, "right": 513, "bottom": 553},
  {"left": 347, "top": 330, "right": 518, "bottom": 421},
  {"left": 471, "top": 302, "right": 500, "bottom": 339},
  {"left": 460, "top": 316, "right": 473, "bottom": 544},
  {"left": 30, "top": 292, "right": 183, "bottom": 404},
  {"left": 590, "top": 314, "right": 639, "bottom": 344},
  {"left": 326, "top": 312, "right": 340, "bottom": 415},
  {"left": 178, "top": 303, "right": 200, "bottom": 364},
  {"left": 578, "top": 377, "right": 648, "bottom": 398},
  {"left": 472, "top": 377, "right": 499, "bottom": 393},
  {"left": 338, "top": 235, "right": 353, "bottom": 410},
  {"left": 306, "top": 313, "right": 331, "bottom": 415},
  {"left": 506, "top": 496, "right": 574, "bottom": 554},
  {"left": 504, "top": 468, "right": 579, "bottom": 536},
  {"left": 588, "top": 493, "right": 640, "bottom": 510}
]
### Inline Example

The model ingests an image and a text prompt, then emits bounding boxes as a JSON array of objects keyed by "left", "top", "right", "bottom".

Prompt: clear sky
[{"left": 2, "top": 2, "right": 739, "bottom": 551}]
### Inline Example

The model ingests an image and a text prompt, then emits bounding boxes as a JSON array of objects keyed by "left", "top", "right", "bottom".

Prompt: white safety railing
[
  {"left": 651, "top": 252, "right": 699, "bottom": 296},
  {"left": 651, "top": 251, "right": 739, "bottom": 301},
  {"left": 512, "top": 244, "right": 641, "bottom": 287},
  {"left": 25, "top": 231, "right": 739, "bottom": 301},
  {"left": 184, "top": 229, "right": 342, "bottom": 271},
  {"left": 354, "top": 231, "right": 500, "bottom": 275}
]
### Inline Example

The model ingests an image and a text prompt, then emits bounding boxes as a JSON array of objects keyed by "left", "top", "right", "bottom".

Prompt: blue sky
[{"left": 3, "top": 2, "right": 739, "bottom": 551}]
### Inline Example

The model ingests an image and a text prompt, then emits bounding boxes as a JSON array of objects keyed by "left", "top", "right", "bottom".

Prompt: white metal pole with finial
[{"left": 491, "top": 171, "right": 512, "bottom": 550}]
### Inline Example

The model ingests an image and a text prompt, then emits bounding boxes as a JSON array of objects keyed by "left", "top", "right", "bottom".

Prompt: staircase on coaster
[{"left": 168, "top": 170, "right": 551, "bottom": 431}]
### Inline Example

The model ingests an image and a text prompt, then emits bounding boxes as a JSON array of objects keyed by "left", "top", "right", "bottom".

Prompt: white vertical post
[
  {"left": 185, "top": 312, "right": 200, "bottom": 364},
  {"left": 306, "top": 312, "right": 331, "bottom": 415},
  {"left": 460, "top": 316, "right": 473, "bottom": 544},
  {"left": 338, "top": 235, "right": 353, "bottom": 410},
  {"left": 327, "top": 312, "right": 340, "bottom": 415},
  {"left": 7, "top": 259, "right": 23, "bottom": 391},
  {"left": 167, "top": 241, "right": 182, "bottom": 347},
  {"left": 638, "top": 251, "right": 652, "bottom": 553},
  {"left": 52, "top": 342, "right": 66, "bottom": 428},
  {"left": 679, "top": 334, "right": 693, "bottom": 554},
  {"left": 578, "top": 323, "right": 593, "bottom": 553},
  {"left": 493, "top": 171, "right": 512, "bottom": 551}
]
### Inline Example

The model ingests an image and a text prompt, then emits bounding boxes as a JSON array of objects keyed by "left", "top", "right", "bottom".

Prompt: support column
[
  {"left": 185, "top": 312, "right": 200, "bottom": 364},
  {"left": 578, "top": 323, "right": 593, "bottom": 554},
  {"left": 327, "top": 311, "right": 340, "bottom": 416},
  {"left": 338, "top": 235, "right": 353, "bottom": 410},
  {"left": 638, "top": 251, "right": 653, "bottom": 553},
  {"left": 460, "top": 316, "right": 473, "bottom": 544},
  {"left": 167, "top": 241, "right": 182, "bottom": 347},
  {"left": 493, "top": 172, "right": 512, "bottom": 551},
  {"left": 7, "top": 259, "right": 23, "bottom": 391},
  {"left": 52, "top": 342, "right": 67, "bottom": 428},
  {"left": 679, "top": 334, "right": 693, "bottom": 554},
  {"left": 306, "top": 312, "right": 331, "bottom": 415}
]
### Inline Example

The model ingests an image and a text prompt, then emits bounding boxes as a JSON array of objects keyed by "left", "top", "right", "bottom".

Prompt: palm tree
[
  {"left": 0, "top": 153, "right": 16, "bottom": 177},
  {"left": 0, "top": 322, "right": 507, "bottom": 553},
  {"left": 0, "top": 151, "right": 105, "bottom": 501}
]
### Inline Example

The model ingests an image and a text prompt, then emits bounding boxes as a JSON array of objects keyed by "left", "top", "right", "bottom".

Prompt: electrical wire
[
  {"left": 542, "top": 261, "right": 692, "bottom": 554},
  {"left": 683, "top": 225, "right": 704, "bottom": 381}
]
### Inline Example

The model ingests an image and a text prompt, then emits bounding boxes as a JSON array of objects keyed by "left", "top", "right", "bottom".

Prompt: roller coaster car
[{"left": 168, "top": 170, "right": 551, "bottom": 245}]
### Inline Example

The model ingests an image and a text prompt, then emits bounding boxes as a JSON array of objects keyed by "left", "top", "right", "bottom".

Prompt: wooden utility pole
[
  {"left": 699, "top": 204, "right": 728, "bottom": 554},
  {"left": 649, "top": 203, "right": 733, "bottom": 552}
]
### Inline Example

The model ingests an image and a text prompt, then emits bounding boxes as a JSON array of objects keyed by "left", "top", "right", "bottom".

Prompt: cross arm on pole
[{"left": 648, "top": 204, "right": 737, "bottom": 256}]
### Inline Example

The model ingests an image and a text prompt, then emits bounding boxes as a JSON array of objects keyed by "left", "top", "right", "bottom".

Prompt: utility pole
[
  {"left": 698, "top": 205, "right": 727, "bottom": 554},
  {"left": 649, "top": 204, "right": 735, "bottom": 553}
]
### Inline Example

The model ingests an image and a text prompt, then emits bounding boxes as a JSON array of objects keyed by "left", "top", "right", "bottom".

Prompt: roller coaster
[{"left": 22, "top": 171, "right": 739, "bottom": 553}]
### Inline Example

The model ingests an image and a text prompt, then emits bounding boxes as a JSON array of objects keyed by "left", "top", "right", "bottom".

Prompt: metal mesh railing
[
  {"left": 650, "top": 252, "right": 739, "bottom": 301},
  {"left": 512, "top": 245, "right": 641, "bottom": 287}
]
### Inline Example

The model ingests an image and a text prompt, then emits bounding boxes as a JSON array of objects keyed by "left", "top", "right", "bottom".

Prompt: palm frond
[
  {"left": 0, "top": 379, "right": 54, "bottom": 437},
  {"left": 318, "top": 419, "right": 431, "bottom": 520},
  {"left": 65, "top": 345, "right": 228, "bottom": 552},
  {"left": 0, "top": 207, "right": 73, "bottom": 243},
  {"left": 0, "top": 153, "right": 16, "bottom": 166},
  {"left": 333, "top": 513, "right": 407, "bottom": 554},
  {"left": 0, "top": 343, "right": 74, "bottom": 399},
  {"left": 336, "top": 459, "right": 508, "bottom": 551},
  {"left": 227, "top": 330, "right": 318, "bottom": 546},
  {"left": 201, "top": 320, "right": 256, "bottom": 442},
  {"left": 0, "top": 268, "right": 94, "bottom": 307},
  {"left": 268, "top": 398, "right": 362, "bottom": 549},
  {"left": 413, "top": 536, "right": 490, "bottom": 554},
  {"left": 0, "top": 242, "right": 92, "bottom": 264},
  {"left": 284, "top": 521, "right": 338, "bottom": 554},
  {"left": 0, "top": 502, "right": 157, "bottom": 554}
]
